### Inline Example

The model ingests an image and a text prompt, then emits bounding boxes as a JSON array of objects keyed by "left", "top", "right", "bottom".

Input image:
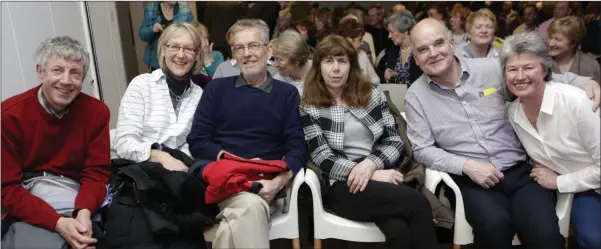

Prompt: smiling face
[
  {"left": 505, "top": 52, "right": 548, "bottom": 98},
  {"left": 163, "top": 30, "right": 200, "bottom": 78},
  {"left": 231, "top": 28, "right": 269, "bottom": 79},
  {"left": 468, "top": 17, "right": 495, "bottom": 46},
  {"left": 411, "top": 19, "right": 456, "bottom": 78},
  {"left": 548, "top": 32, "right": 573, "bottom": 58},
  {"left": 320, "top": 55, "right": 350, "bottom": 92},
  {"left": 36, "top": 55, "right": 85, "bottom": 112}
]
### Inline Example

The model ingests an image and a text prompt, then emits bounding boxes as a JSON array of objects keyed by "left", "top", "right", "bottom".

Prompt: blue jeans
[{"left": 571, "top": 190, "right": 601, "bottom": 249}]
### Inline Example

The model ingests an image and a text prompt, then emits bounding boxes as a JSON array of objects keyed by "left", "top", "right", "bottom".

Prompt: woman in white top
[
  {"left": 501, "top": 32, "right": 600, "bottom": 249},
  {"left": 112, "top": 22, "right": 204, "bottom": 172},
  {"left": 456, "top": 8, "right": 500, "bottom": 59},
  {"left": 337, "top": 19, "right": 381, "bottom": 85},
  {"left": 270, "top": 29, "right": 312, "bottom": 95}
]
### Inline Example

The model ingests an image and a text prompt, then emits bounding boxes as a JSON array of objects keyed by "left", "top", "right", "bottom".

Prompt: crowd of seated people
[{"left": 2, "top": 2, "right": 600, "bottom": 249}]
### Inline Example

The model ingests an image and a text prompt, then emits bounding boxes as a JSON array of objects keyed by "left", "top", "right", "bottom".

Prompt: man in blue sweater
[{"left": 187, "top": 19, "right": 308, "bottom": 249}]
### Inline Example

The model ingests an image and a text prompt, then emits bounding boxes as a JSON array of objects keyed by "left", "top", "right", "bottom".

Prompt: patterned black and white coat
[{"left": 300, "top": 85, "right": 404, "bottom": 183}]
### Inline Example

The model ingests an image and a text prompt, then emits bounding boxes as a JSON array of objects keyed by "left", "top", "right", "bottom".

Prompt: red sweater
[{"left": 1, "top": 86, "right": 111, "bottom": 231}]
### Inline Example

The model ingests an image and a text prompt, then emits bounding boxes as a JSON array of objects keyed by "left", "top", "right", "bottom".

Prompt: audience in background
[
  {"left": 271, "top": 29, "right": 313, "bottom": 94},
  {"left": 366, "top": 5, "right": 392, "bottom": 56},
  {"left": 548, "top": 16, "right": 601, "bottom": 83},
  {"left": 537, "top": 1, "right": 572, "bottom": 40},
  {"left": 378, "top": 10, "right": 422, "bottom": 86},
  {"left": 337, "top": 19, "right": 380, "bottom": 85},
  {"left": 139, "top": 1, "right": 193, "bottom": 71},
  {"left": 449, "top": 5, "right": 471, "bottom": 48},
  {"left": 513, "top": 4, "right": 538, "bottom": 34},
  {"left": 192, "top": 21, "right": 224, "bottom": 78},
  {"left": 456, "top": 8, "right": 500, "bottom": 58}
]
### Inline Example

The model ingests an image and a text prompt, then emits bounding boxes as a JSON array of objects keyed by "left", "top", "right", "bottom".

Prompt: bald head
[
  {"left": 393, "top": 4, "right": 406, "bottom": 13},
  {"left": 410, "top": 18, "right": 450, "bottom": 45}
]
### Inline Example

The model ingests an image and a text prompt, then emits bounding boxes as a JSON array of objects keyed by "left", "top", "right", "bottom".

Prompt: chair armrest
[
  {"left": 305, "top": 168, "right": 326, "bottom": 215},
  {"left": 281, "top": 168, "right": 305, "bottom": 213},
  {"left": 425, "top": 168, "right": 444, "bottom": 193}
]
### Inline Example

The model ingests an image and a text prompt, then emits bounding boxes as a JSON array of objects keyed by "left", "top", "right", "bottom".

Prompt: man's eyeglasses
[
  {"left": 165, "top": 44, "right": 198, "bottom": 55},
  {"left": 231, "top": 43, "right": 267, "bottom": 55}
]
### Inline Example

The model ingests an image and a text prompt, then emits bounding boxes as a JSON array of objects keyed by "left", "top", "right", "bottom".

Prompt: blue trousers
[{"left": 571, "top": 190, "right": 601, "bottom": 249}]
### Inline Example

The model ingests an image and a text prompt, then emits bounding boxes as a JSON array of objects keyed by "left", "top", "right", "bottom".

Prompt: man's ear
[{"left": 36, "top": 64, "right": 43, "bottom": 80}]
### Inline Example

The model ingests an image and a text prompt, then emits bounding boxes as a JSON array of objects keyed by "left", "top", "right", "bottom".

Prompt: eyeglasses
[
  {"left": 231, "top": 43, "right": 267, "bottom": 55},
  {"left": 165, "top": 44, "right": 198, "bottom": 55}
]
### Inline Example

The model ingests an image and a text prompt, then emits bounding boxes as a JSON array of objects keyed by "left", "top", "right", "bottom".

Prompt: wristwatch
[{"left": 151, "top": 142, "right": 163, "bottom": 151}]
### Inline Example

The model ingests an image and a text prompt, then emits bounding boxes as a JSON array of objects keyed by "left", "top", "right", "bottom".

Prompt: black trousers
[
  {"left": 328, "top": 180, "right": 438, "bottom": 249},
  {"left": 452, "top": 161, "right": 565, "bottom": 249}
]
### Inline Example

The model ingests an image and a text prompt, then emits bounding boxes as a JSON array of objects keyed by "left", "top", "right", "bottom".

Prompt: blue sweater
[{"left": 187, "top": 76, "right": 308, "bottom": 175}]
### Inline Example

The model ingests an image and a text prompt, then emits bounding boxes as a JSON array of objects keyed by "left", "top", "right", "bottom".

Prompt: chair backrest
[{"left": 379, "top": 84, "right": 408, "bottom": 113}]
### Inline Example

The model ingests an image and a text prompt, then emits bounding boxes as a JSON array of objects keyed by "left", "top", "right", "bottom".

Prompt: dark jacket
[
  {"left": 104, "top": 147, "right": 218, "bottom": 249},
  {"left": 377, "top": 46, "right": 423, "bottom": 86},
  {"left": 383, "top": 91, "right": 455, "bottom": 229}
]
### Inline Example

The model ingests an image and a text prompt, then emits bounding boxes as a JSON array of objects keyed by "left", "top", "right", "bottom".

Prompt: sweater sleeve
[
  {"left": 281, "top": 90, "right": 309, "bottom": 175},
  {"left": 74, "top": 104, "right": 111, "bottom": 214},
  {"left": 1, "top": 112, "right": 61, "bottom": 231},
  {"left": 187, "top": 81, "right": 224, "bottom": 160}
]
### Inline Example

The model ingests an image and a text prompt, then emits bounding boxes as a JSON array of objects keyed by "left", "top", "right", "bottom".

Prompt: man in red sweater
[{"left": 1, "top": 36, "right": 111, "bottom": 249}]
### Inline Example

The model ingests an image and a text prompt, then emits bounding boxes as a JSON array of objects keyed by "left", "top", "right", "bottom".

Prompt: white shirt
[
  {"left": 111, "top": 69, "right": 203, "bottom": 162},
  {"left": 358, "top": 50, "right": 381, "bottom": 85},
  {"left": 508, "top": 82, "right": 600, "bottom": 194}
]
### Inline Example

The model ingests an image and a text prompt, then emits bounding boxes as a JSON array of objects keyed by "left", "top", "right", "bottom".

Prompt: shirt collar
[
  {"left": 540, "top": 82, "right": 556, "bottom": 115},
  {"left": 38, "top": 86, "right": 69, "bottom": 119},
  {"left": 427, "top": 57, "right": 470, "bottom": 89},
  {"left": 229, "top": 59, "right": 274, "bottom": 67},
  {"left": 235, "top": 71, "right": 274, "bottom": 93}
]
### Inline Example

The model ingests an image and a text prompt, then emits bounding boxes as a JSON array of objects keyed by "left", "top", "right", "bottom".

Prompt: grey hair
[
  {"left": 384, "top": 10, "right": 416, "bottom": 33},
  {"left": 499, "top": 32, "right": 553, "bottom": 81},
  {"left": 34, "top": 36, "right": 90, "bottom": 75},
  {"left": 226, "top": 19, "right": 270, "bottom": 46}
]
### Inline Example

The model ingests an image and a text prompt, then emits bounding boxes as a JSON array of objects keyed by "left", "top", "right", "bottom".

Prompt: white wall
[
  {"left": 87, "top": 2, "right": 128, "bottom": 129},
  {"left": 1, "top": 2, "right": 100, "bottom": 101}
]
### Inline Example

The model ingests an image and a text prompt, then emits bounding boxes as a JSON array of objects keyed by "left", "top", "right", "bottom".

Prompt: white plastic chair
[
  {"left": 204, "top": 168, "right": 305, "bottom": 249},
  {"left": 379, "top": 84, "right": 408, "bottom": 113},
  {"left": 424, "top": 168, "right": 574, "bottom": 248},
  {"left": 305, "top": 168, "right": 385, "bottom": 249}
]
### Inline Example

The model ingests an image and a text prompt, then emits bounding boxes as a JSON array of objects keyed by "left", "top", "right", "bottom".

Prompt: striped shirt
[
  {"left": 111, "top": 69, "right": 203, "bottom": 162},
  {"left": 405, "top": 57, "right": 590, "bottom": 175}
]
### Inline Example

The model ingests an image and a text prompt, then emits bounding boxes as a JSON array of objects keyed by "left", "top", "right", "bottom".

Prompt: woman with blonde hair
[
  {"left": 300, "top": 35, "right": 437, "bottom": 249},
  {"left": 548, "top": 16, "right": 601, "bottom": 83},
  {"left": 113, "top": 22, "right": 203, "bottom": 170},
  {"left": 271, "top": 29, "right": 312, "bottom": 94},
  {"left": 456, "top": 8, "right": 501, "bottom": 58}
]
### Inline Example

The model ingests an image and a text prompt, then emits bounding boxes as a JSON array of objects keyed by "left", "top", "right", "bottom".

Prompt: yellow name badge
[{"left": 482, "top": 88, "right": 497, "bottom": 96}]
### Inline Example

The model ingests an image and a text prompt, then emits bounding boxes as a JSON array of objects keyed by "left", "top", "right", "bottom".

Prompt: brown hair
[
  {"left": 548, "top": 16, "right": 587, "bottom": 48},
  {"left": 451, "top": 6, "right": 472, "bottom": 30},
  {"left": 337, "top": 19, "right": 364, "bottom": 39},
  {"left": 302, "top": 35, "right": 372, "bottom": 108}
]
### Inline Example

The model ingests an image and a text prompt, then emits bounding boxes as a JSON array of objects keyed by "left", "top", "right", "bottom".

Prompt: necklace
[{"left": 168, "top": 86, "right": 188, "bottom": 102}]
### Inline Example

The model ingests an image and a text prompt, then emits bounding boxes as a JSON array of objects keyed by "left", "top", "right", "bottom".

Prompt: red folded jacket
[{"left": 202, "top": 153, "right": 288, "bottom": 204}]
